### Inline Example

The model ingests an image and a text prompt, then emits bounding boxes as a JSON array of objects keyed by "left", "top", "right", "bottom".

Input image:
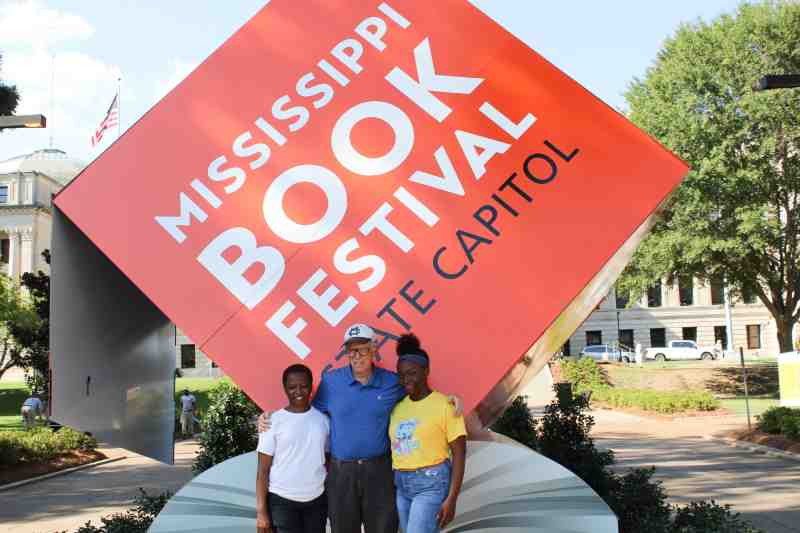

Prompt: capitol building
[{"left": 0, "top": 148, "right": 793, "bottom": 382}]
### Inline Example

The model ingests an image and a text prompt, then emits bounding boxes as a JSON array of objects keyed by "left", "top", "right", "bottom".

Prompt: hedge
[
  {"left": 0, "top": 427, "right": 97, "bottom": 467},
  {"left": 758, "top": 406, "right": 800, "bottom": 440},
  {"left": 559, "top": 358, "right": 720, "bottom": 414},
  {"left": 591, "top": 387, "right": 720, "bottom": 414}
]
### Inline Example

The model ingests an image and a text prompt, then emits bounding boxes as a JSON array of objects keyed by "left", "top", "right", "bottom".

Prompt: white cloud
[
  {"left": 0, "top": 1, "right": 122, "bottom": 163},
  {"left": 0, "top": 0, "right": 93, "bottom": 49}
]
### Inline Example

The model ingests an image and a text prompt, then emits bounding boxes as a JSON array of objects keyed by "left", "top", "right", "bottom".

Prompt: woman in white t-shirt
[{"left": 256, "top": 364, "right": 330, "bottom": 533}]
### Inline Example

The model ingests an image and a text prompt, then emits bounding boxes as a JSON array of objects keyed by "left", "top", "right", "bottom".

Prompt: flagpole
[{"left": 117, "top": 76, "right": 122, "bottom": 139}]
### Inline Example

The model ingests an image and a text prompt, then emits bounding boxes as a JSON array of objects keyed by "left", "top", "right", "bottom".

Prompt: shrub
[
  {"left": 758, "top": 406, "right": 800, "bottom": 437},
  {"left": 610, "top": 467, "right": 672, "bottom": 533},
  {"left": 780, "top": 414, "right": 800, "bottom": 440},
  {"left": 592, "top": 388, "right": 719, "bottom": 414},
  {"left": 559, "top": 357, "right": 608, "bottom": 393},
  {"left": 58, "top": 489, "right": 172, "bottom": 533},
  {"left": 192, "top": 381, "right": 259, "bottom": 474},
  {"left": 0, "top": 427, "right": 97, "bottom": 467},
  {"left": 490, "top": 396, "right": 538, "bottom": 450},
  {"left": 672, "top": 500, "right": 765, "bottom": 533},
  {"left": 536, "top": 386, "right": 616, "bottom": 498}
]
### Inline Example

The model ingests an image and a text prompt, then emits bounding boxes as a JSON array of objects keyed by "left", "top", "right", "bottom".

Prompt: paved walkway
[
  {"left": 0, "top": 439, "right": 200, "bottom": 533},
  {"left": 591, "top": 409, "right": 800, "bottom": 533}
]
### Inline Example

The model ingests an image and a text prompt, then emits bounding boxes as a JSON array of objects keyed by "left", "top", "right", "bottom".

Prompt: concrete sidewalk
[
  {"left": 591, "top": 409, "right": 800, "bottom": 533},
  {"left": 0, "top": 439, "right": 200, "bottom": 533}
]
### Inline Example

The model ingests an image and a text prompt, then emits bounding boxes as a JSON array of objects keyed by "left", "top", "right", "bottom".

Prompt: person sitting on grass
[
  {"left": 390, "top": 334, "right": 467, "bottom": 533},
  {"left": 256, "top": 364, "right": 330, "bottom": 533}
]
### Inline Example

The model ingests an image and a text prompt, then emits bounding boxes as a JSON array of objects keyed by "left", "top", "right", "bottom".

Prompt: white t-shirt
[
  {"left": 180, "top": 394, "right": 196, "bottom": 413},
  {"left": 257, "top": 407, "right": 330, "bottom": 502}
]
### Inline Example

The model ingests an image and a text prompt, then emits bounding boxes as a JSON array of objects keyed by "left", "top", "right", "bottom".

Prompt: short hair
[{"left": 282, "top": 364, "right": 313, "bottom": 387}]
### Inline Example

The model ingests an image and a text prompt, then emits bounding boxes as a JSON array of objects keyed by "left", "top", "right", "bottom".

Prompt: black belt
[{"left": 331, "top": 454, "right": 389, "bottom": 466}]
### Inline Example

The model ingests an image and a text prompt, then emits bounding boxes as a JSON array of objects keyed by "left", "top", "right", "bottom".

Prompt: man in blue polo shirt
[
  {"left": 259, "top": 323, "right": 461, "bottom": 533},
  {"left": 314, "top": 323, "right": 404, "bottom": 533}
]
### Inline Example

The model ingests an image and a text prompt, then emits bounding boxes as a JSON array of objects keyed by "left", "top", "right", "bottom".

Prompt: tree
[
  {"left": 11, "top": 251, "right": 51, "bottom": 395},
  {"left": 0, "top": 53, "right": 20, "bottom": 118},
  {"left": 620, "top": 1, "right": 800, "bottom": 352},
  {"left": 0, "top": 277, "right": 39, "bottom": 382}
]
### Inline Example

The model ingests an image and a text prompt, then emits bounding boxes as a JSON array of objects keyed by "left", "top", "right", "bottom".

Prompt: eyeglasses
[{"left": 348, "top": 346, "right": 373, "bottom": 359}]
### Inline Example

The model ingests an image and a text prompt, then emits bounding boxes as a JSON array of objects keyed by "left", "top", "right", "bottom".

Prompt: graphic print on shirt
[{"left": 392, "top": 419, "right": 420, "bottom": 456}]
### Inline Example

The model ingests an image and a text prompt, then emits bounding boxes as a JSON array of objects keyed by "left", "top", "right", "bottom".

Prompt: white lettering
[{"left": 263, "top": 164, "right": 347, "bottom": 244}]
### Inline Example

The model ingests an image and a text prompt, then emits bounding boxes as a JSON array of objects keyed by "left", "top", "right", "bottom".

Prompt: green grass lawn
[
  {"left": 1, "top": 378, "right": 231, "bottom": 433},
  {"left": 718, "top": 397, "right": 779, "bottom": 418},
  {"left": 0, "top": 381, "right": 29, "bottom": 432},
  {"left": 175, "top": 377, "right": 229, "bottom": 419}
]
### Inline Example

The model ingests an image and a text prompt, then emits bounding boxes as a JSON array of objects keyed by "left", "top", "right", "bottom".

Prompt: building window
[
  {"left": 650, "top": 328, "right": 666, "bottom": 348},
  {"left": 619, "top": 329, "right": 634, "bottom": 350},
  {"left": 682, "top": 327, "right": 697, "bottom": 342},
  {"left": 647, "top": 281, "right": 662, "bottom": 307},
  {"left": 586, "top": 330, "right": 602, "bottom": 346},
  {"left": 0, "top": 186, "right": 8, "bottom": 204},
  {"left": 710, "top": 277, "right": 725, "bottom": 305},
  {"left": 561, "top": 340, "right": 571, "bottom": 357},
  {"left": 742, "top": 286, "right": 757, "bottom": 304},
  {"left": 678, "top": 276, "right": 693, "bottom": 306},
  {"left": 0, "top": 239, "right": 8, "bottom": 264},
  {"left": 714, "top": 326, "right": 728, "bottom": 350},
  {"left": 615, "top": 288, "right": 629, "bottom": 309},
  {"left": 746, "top": 325, "right": 761, "bottom": 349},
  {"left": 181, "top": 344, "right": 196, "bottom": 368}
]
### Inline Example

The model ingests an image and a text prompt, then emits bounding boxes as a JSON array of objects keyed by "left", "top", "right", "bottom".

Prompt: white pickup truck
[{"left": 645, "top": 340, "right": 719, "bottom": 361}]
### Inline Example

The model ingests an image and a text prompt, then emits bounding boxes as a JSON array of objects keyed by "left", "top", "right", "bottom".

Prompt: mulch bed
[
  {"left": 727, "top": 429, "right": 800, "bottom": 454},
  {"left": 0, "top": 450, "right": 107, "bottom": 485}
]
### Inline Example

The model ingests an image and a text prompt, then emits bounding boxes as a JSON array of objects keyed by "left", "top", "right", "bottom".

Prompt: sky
[{"left": 0, "top": 0, "right": 745, "bottom": 165}]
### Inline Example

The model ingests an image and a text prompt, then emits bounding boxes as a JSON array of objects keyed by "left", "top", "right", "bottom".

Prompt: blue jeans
[{"left": 394, "top": 461, "right": 451, "bottom": 533}]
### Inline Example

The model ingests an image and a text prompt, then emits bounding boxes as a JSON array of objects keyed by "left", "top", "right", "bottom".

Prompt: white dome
[{"left": 0, "top": 148, "right": 86, "bottom": 185}]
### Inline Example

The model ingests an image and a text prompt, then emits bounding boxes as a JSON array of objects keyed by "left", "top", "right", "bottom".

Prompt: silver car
[{"left": 580, "top": 344, "right": 634, "bottom": 363}]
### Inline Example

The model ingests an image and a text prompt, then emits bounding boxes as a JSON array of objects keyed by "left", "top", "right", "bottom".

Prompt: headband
[{"left": 397, "top": 353, "right": 429, "bottom": 367}]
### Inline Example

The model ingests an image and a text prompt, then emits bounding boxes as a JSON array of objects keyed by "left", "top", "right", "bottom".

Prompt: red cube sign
[{"left": 55, "top": 0, "right": 688, "bottom": 413}]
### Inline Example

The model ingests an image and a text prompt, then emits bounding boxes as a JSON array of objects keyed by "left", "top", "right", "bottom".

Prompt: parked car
[
  {"left": 644, "top": 340, "right": 719, "bottom": 361},
  {"left": 580, "top": 344, "right": 635, "bottom": 363}
]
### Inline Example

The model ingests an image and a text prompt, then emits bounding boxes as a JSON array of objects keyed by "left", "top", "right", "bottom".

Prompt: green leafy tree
[
  {"left": 12, "top": 251, "right": 51, "bottom": 395},
  {"left": 0, "top": 53, "right": 20, "bottom": 119},
  {"left": 620, "top": 1, "right": 800, "bottom": 352},
  {"left": 0, "top": 276, "right": 40, "bottom": 382},
  {"left": 192, "top": 381, "right": 259, "bottom": 474}
]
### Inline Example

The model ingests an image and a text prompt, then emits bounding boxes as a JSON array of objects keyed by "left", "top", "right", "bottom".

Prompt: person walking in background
[
  {"left": 178, "top": 388, "right": 196, "bottom": 438},
  {"left": 256, "top": 364, "right": 329, "bottom": 533},
  {"left": 21, "top": 392, "right": 44, "bottom": 430},
  {"left": 390, "top": 334, "right": 467, "bottom": 533}
]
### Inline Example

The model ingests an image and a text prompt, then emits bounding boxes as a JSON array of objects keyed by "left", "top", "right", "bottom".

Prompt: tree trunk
[{"left": 775, "top": 315, "right": 796, "bottom": 353}]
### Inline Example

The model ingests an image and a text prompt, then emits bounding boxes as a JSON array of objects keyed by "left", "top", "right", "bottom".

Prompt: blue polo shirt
[{"left": 312, "top": 365, "right": 405, "bottom": 461}]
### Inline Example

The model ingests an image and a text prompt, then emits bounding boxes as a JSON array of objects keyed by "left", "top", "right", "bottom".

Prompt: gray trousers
[{"left": 326, "top": 455, "right": 398, "bottom": 533}]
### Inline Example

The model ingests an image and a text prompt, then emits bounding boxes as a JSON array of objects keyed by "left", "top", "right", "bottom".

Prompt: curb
[
  {"left": 0, "top": 455, "right": 127, "bottom": 492},
  {"left": 703, "top": 435, "right": 800, "bottom": 463}
]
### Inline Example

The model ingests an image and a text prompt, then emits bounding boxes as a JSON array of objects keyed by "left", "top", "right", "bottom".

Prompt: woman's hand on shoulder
[{"left": 257, "top": 411, "right": 274, "bottom": 433}]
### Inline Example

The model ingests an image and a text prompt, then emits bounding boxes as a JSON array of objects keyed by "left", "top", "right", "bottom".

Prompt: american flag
[{"left": 90, "top": 93, "right": 119, "bottom": 147}]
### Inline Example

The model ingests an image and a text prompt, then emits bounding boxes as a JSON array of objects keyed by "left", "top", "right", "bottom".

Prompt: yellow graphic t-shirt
[{"left": 389, "top": 391, "right": 467, "bottom": 470}]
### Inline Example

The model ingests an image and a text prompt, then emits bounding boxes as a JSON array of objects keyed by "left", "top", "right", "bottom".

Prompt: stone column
[
  {"left": 20, "top": 228, "right": 34, "bottom": 275},
  {"left": 7, "top": 230, "right": 21, "bottom": 280}
]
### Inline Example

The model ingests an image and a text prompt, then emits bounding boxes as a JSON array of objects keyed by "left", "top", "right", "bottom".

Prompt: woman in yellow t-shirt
[{"left": 389, "top": 334, "right": 466, "bottom": 533}]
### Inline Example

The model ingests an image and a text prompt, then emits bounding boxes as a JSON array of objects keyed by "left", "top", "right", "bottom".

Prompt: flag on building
[{"left": 90, "top": 93, "right": 119, "bottom": 147}]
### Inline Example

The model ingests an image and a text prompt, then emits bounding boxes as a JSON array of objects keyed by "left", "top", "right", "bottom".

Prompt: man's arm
[{"left": 256, "top": 452, "right": 273, "bottom": 533}]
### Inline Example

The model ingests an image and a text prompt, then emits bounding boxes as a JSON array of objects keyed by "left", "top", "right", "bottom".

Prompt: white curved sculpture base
[{"left": 148, "top": 440, "right": 617, "bottom": 532}]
